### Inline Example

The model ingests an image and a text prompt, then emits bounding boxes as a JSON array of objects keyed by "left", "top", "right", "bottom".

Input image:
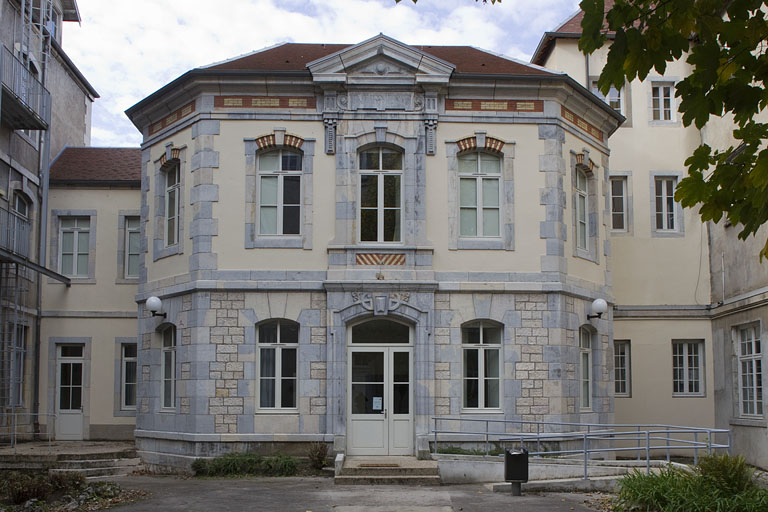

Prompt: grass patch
[
  {"left": 191, "top": 453, "right": 299, "bottom": 477},
  {"left": 615, "top": 454, "right": 768, "bottom": 512}
]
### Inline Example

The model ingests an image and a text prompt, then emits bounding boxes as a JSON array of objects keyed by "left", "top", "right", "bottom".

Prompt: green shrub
[
  {"left": 191, "top": 453, "right": 298, "bottom": 477},
  {"left": 49, "top": 471, "right": 86, "bottom": 492},
  {"left": 614, "top": 454, "right": 768, "bottom": 512},
  {"left": 3, "top": 472, "right": 53, "bottom": 505},
  {"left": 307, "top": 442, "right": 329, "bottom": 470}
]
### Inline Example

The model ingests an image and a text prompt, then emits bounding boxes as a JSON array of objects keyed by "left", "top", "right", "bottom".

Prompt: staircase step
[
  {"left": 341, "top": 466, "right": 439, "bottom": 476},
  {"left": 56, "top": 450, "right": 136, "bottom": 461},
  {"left": 54, "top": 458, "right": 141, "bottom": 470},
  {"left": 49, "top": 466, "right": 139, "bottom": 478},
  {"left": 334, "top": 475, "right": 441, "bottom": 486}
]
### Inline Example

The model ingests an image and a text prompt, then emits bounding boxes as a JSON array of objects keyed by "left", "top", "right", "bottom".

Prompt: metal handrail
[
  {"left": 0, "top": 412, "right": 57, "bottom": 449},
  {"left": 431, "top": 416, "right": 731, "bottom": 480},
  {"left": 0, "top": 205, "right": 31, "bottom": 257},
  {"left": 0, "top": 44, "right": 51, "bottom": 124}
]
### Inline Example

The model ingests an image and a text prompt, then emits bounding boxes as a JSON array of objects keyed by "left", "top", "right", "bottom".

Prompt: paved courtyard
[{"left": 110, "top": 475, "right": 605, "bottom": 512}]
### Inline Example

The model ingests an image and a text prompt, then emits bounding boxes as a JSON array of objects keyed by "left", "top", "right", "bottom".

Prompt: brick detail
[
  {"left": 214, "top": 96, "right": 316, "bottom": 109},
  {"left": 150, "top": 102, "right": 195, "bottom": 135},
  {"left": 446, "top": 99, "right": 544, "bottom": 112},
  {"left": 561, "top": 106, "right": 604, "bottom": 141},
  {"left": 355, "top": 253, "right": 406, "bottom": 266},
  {"left": 456, "top": 135, "right": 504, "bottom": 153}
]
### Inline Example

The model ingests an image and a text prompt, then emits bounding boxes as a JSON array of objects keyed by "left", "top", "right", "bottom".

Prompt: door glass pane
[
  {"left": 71, "top": 363, "right": 82, "bottom": 386},
  {"left": 351, "top": 352, "right": 384, "bottom": 382},
  {"left": 352, "top": 383, "right": 384, "bottom": 414},
  {"left": 352, "top": 320, "right": 409, "bottom": 344},
  {"left": 60, "top": 363, "right": 71, "bottom": 386},
  {"left": 393, "top": 383, "right": 409, "bottom": 414},
  {"left": 393, "top": 352, "right": 409, "bottom": 382},
  {"left": 71, "top": 386, "right": 82, "bottom": 410},
  {"left": 60, "top": 385, "right": 70, "bottom": 410}
]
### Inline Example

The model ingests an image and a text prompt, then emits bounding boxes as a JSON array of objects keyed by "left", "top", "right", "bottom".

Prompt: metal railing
[
  {"left": 431, "top": 416, "right": 731, "bottom": 480},
  {"left": 0, "top": 44, "right": 51, "bottom": 125},
  {"left": 0, "top": 412, "right": 56, "bottom": 449},
  {"left": 0, "top": 205, "right": 31, "bottom": 258}
]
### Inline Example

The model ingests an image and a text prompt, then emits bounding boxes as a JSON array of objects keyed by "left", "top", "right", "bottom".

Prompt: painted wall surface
[
  {"left": 48, "top": 52, "right": 92, "bottom": 156},
  {"left": 43, "top": 187, "right": 139, "bottom": 312},
  {"left": 613, "top": 319, "right": 715, "bottom": 428}
]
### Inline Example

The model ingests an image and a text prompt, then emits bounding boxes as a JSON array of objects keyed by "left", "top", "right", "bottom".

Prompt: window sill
[
  {"left": 459, "top": 408, "right": 504, "bottom": 414},
  {"left": 248, "top": 236, "right": 303, "bottom": 249},
  {"left": 672, "top": 393, "right": 706, "bottom": 398},
  {"left": 160, "top": 407, "right": 177, "bottom": 413},
  {"left": 729, "top": 417, "right": 766, "bottom": 428},
  {"left": 648, "top": 120, "right": 681, "bottom": 127},
  {"left": 651, "top": 229, "right": 684, "bottom": 238},
  {"left": 116, "top": 278, "right": 139, "bottom": 285},
  {"left": 154, "top": 244, "right": 181, "bottom": 261},
  {"left": 256, "top": 409, "right": 299, "bottom": 415},
  {"left": 574, "top": 248, "right": 598, "bottom": 264},
  {"left": 615, "top": 394, "right": 631, "bottom": 399},
  {"left": 457, "top": 238, "right": 504, "bottom": 250}
]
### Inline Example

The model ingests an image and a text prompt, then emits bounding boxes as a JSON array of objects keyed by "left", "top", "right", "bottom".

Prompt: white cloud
[{"left": 64, "top": 0, "right": 581, "bottom": 147}]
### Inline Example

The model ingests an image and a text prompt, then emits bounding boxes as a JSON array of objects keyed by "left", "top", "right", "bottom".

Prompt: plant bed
[
  {"left": 0, "top": 471, "right": 147, "bottom": 511},
  {"left": 191, "top": 453, "right": 332, "bottom": 478}
]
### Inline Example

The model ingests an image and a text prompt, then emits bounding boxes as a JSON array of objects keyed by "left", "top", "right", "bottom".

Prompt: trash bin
[{"left": 504, "top": 448, "right": 529, "bottom": 482}]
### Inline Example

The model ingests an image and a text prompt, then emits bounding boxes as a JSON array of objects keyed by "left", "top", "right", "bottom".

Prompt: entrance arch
[{"left": 347, "top": 318, "right": 413, "bottom": 455}]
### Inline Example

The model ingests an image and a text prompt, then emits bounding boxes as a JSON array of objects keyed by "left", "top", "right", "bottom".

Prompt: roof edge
[{"left": 51, "top": 38, "right": 99, "bottom": 98}]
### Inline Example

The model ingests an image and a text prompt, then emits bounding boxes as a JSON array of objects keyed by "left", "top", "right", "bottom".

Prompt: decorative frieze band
[
  {"left": 214, "top": 96, "right": 316, "bottom": 109},
  {"left": 561, "top": 106, "right": 604, "bottom": 142},
  {"left": 446, "top": 99, "right": 543, "bottom": 112},
  {"left": 149, "top": 101, "right": 195, "bottom": 135},
  {"left": 355, "top": 253, "right": 406, "bottom": 266}
]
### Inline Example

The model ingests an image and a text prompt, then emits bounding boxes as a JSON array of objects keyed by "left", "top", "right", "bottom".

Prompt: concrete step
[
  {"left": 341, "top": 466, "right": 439, "bottom": 477},
  {"left": 53, "top": 457, "right": 141, "bottom": 470},
  {"left": 49, "top": 464, "right": 141, "bottom": 479},
  {"left": 334, "top": 475, "right": 442, "bottom": 486},
  {"left": 56, "top": 450, "right": 136, "bottom": 461}
]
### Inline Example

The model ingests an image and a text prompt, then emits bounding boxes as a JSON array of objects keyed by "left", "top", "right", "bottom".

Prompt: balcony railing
[
  {"left": 0, "top": 45, "right": 50, "bottom": 129},
  {"left": 0, "top": 205, "right": 31, "bottom": 258}
]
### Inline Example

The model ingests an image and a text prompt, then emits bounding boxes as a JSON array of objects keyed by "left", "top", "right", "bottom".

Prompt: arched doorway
[{"left": 347, "top": 318, "right": 413, "bottom": 455}]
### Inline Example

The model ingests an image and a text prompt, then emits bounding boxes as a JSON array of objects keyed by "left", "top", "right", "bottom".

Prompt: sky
[{"left": 63, "top": 0, "right": 581, "bottom": 147}]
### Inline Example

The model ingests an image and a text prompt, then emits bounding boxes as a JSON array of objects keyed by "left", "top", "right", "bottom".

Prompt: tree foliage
[{"left": 580, "top": 0, "right": 768, "bottom": 259}]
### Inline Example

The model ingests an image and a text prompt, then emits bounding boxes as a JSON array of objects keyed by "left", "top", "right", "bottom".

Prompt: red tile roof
[
  {"left": 208, "top": 43, "right": 554, "bottom": 76},
  {"left": 554, "top": 0, "right": 614, "bottom": 33},
  {"left": 50, "top": 147, "right": 141, "bottom": 185}
]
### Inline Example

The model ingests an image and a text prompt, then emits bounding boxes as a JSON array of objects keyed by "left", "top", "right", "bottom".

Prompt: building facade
[
  {"left": 121, "top": 35, "right": 621, "bottom": 468},
  {"left": 0, "top": 0, "right": 97, "bottom": 442}
]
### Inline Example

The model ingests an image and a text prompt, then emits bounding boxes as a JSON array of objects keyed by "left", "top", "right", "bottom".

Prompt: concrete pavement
[{"left": 110, "top": 475, "right": 607, "bottom": 512}]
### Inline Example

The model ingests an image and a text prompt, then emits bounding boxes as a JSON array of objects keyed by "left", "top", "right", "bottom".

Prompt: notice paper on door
[{"left": 372, "top": 397, "right": 382, "bottom": 411}]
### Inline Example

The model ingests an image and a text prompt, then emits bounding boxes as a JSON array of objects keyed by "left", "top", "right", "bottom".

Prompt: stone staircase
[
  {"left": 334, "top": 456, "right": 441, "bottom": 485},
  {"left": 0, "top": 447, "right": 142, "bottom": 479}
]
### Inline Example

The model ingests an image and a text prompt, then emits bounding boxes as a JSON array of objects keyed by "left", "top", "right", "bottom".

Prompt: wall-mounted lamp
[
  {"left": 587, "top": 298, "right": 608, "bottom": 320},
  {"left": 146, "top": 296, "right": 166, "bottom": 318}
]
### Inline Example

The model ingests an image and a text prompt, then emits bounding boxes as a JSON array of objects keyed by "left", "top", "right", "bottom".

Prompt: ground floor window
[
  {"left": 122, "top": 343, "right": 137, "bottom": 409},
  {"left": 462, "top": 321, "right": 501, "bottom": 409},
  {"left": 162, "top": 327, "right": 176, "bottom": 408},
  {"left": 614, "top": 340, "right": 630, "bottom": 397},
  {"left": 580, "top": 327, "right": 592, "bottom": 409},
  {"left": 258, "top": 319, "right": 298, "bottom": 409},
  {"left": 737, "top": 324, "right": 763, "bottom": 417},
  {"left": 672, "top": 340, "right": 703, "bottom": 396}
]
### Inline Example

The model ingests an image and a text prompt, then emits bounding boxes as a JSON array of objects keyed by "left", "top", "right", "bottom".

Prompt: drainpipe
[{"left": 585, "top": 54, "right": 590, "bottom": 89}]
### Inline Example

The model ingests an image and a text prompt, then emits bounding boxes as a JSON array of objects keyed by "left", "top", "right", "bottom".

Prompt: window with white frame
[
  {"left": 10, "top": 193, "right": 30, "bottom": 257},
  {"left": 737, "top": 324, "right": 763, "bottom": 417},
  {"left": 592, "top": 81, "right": 623, "bottom": 114},
  {"left": 258, "top": 319, "right": 298, "bottom": 409},
  {"left": 654, "top": 177, "right": 677, "bottom": 231},
  {"left": 580, "top": 327, "right": 592, "bottom": 409},
  {"left": 59, "top": 217, "right": 90, "bottom": 277},
  {"left": 462, "top": 321, "right": 501, "bottom": 409},
  {"left": 6, "top": 324, "right": 27, "bottom": 406},
  {"left": 672, "top": 340, "right": 704, "bottom": 396},
  {"left": 576, "top": 169, "right": 588, "bottom": 250},
  {"left": 124, "top": 216, "right": 140, "bottom": 279},
  {"left": 359, "top": 147, "right": 402, "bottom": 242},
  {"left": 162, "top": 326, "right": 176, "bottom": 408},
  {"left": 121, "top": 343, "right": 137, "bottom": 410},
  {"left": 652, "top": 83, "right": 674, "bottom": 121},
  {"left": 258, "top": 149, "right": 302, "bottom": 235},
  {"left": 610, "top": 177, "right": 627, "bottom": 231},
  {"left": 458, "top": 152, "right": 501, "bottom": 238},
  {"left": 614, "top": 340, "right": 630, "bottom": 397},
  {"left": 165, "top": 163, "right": 180, "bottom": 247}
]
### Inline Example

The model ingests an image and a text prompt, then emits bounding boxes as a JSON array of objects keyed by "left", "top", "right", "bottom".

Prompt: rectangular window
[
  {"left": 359, "top": 148, "right": 402, "bottom": 242},
  {"left": 258, "top": 320, "right": 298, "bottom": 409},
  {"left": 614, "top": 340, "right": 631, "bottom": 397},
  {"left": 459, "top": 152, "right": 501, "bottom": 237},
  {"left": 124, "top": 216, "right": 140, "bottom": 278},
  {"left": 162, "top": 327, "right": 176, "bottom": 408},
  {"left": 610, "top": 177, "right": 627, "bottom": 231},
  {"left": 672, "top": 340, "right": 704, "bottom": 396},
  {"left": 6, "top": 324, "right": 27, "bottom": 406},
  {"left": 738, "top": 325, "right": 763, "bottom": 417},
  {"left": 122, "top": 343, "right": 137, "bottom": 410},
  {"left": 59, "top": 217, "right": 90, "bottom": 277},
  {"left": 580, "top": 328, "right": 592, "bottom": 409},
  {"left": 652, "top": 83, "right": 674, "bottom": 121},
  {"left": 258, "top": 150, "right": 302, "bottom": 235},
  {"left": 462, "top": 322, "right": 501, "bottom": 409},
  {"left": 576, "top": 170, "right": 588, "bottom": 250},
  {"left": 165, "top": 163, "right": 180, "bottom": 247},
  {"left": 655, "top": 177, "right": 677, "bottom": 230},
  {"left": 592, "top": 81, "right": 623, "bottom": 114}
]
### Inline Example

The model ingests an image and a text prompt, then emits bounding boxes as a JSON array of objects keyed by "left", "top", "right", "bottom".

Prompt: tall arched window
[
  {"left": 359, "top": 146, "right": 402, "bottom": 242},
  {"left": 162, "top": 326, "right": 177, "bottom": 409},
  {"left": 257, "top": 149, "right": 302, "bottom": 235},
  {"left": 458, "top": 151, "right": 501, "bottom": 238},
  {"left": 164, "top": 162, "right": 180, "bottom": 247},
  {"left": 579, "top": 326, "right": 592, "bottom": 410}
]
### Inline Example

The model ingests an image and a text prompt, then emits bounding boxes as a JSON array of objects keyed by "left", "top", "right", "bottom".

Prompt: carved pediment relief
[{"left": 347, "top": 56, "right": 413, "bottom": 78}]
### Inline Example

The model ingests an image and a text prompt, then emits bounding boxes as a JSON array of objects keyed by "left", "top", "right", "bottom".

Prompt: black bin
[{"left": 504, "top": 448, "right": 529, "bottom": 482}]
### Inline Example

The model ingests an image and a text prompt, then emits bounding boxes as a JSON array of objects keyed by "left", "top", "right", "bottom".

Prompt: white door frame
[
  {"left": 347, "top": 340, "right": 413, "bottom": 456},
  {"left": 56, "top": 345, "right": 84, "bottom": 440}
]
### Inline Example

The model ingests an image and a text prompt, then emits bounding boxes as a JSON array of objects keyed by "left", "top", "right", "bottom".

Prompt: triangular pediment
[{"left": 308, "top": 34, "right": 454, "bottom": 85}]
